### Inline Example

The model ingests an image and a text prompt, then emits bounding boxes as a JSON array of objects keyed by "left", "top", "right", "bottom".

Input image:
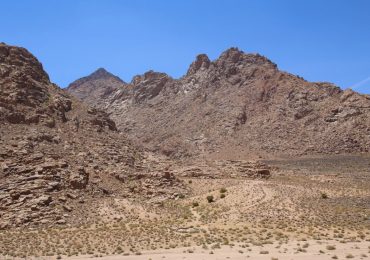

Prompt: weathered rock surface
[
  {"left": 67, "top": 47, "right": 370, "bottom": 158},
  {"left": 177, "top": 159, "right": 271, "bottom": 179}
]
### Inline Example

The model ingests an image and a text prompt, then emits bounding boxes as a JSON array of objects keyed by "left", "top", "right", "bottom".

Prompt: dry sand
[{"left": 67, "top": 240, "right": 370, "bottom": 260}]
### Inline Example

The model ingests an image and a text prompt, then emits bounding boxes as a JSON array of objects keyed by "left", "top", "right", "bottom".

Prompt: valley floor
[
  {"left": 68, "top": 240, "right": 370, "bottom": 260},
  {"left": 0, "top": 154, "right": 369, "bottom": 259}
]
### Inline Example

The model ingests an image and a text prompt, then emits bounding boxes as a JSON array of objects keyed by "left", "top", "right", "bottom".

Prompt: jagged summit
[
  {"left": 0, "top": 43, "right": 50, "bottom": 89},
  {"left": 215, "top": 47, "right": 277, "bottom": 69},
  {"left": 186, "top": 54, "right": 211, "bottom": 76},
  {"left": 218, "top": 47, "right": 244, "bottom": 62},
  {"left": 184, "top": 48, "right": 277, "bottom": 80},
  {"left": 0, "top": 43, "right": 66, "bottom": 123},
  {"left": 131, "top": 70, "right": 172, "bottom": 85}
]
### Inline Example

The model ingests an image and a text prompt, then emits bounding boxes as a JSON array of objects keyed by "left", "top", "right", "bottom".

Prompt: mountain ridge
[{"left": 66, "top": 47, "right": 370, "bottom": 158}]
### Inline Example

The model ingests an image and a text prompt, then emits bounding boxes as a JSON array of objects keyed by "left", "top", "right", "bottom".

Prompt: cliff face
[{"left": 67, "top": 47, "right": 370, "bottom": 158}]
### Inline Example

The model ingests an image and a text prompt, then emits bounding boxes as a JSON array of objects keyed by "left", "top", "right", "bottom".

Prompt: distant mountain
[
  {"left": 67, "top": 68, "right": 128, "bottom": 109},
  {"left": 67, "top": 47, "right": 370, "bottom": 158}
]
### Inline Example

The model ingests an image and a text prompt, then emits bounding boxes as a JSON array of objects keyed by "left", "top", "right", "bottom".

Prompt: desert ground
[{"left": 0, "top": 154, "right": 369, "bottom": 259}]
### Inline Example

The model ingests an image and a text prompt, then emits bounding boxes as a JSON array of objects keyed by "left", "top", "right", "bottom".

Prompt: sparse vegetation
[
  {"left": 321, "top": 192, "right": 329, "bottom": 199},
  {"left": 326, "top": 245, "right": 336, "bottom": 250},
  {"left": 220, "top": 187, "right": 227, "bottom": 193},
  {"left": 206, "top": 195, "right": 214, "bottom": 203}
]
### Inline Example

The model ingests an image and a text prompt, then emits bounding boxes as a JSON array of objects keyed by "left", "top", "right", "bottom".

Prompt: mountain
[
  {"left": 0, "top": 43, "right": 185, "bottom": 229},
  {"left": 66, "top": 67, "right": 128, "bottom": 109},
  {"left": 67, "top": 47, "right": 370, "bottom": 158}
]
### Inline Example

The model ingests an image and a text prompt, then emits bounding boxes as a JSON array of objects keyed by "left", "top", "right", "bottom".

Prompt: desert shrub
[
  {"left": 220, "top": 188, "right": 227, "bottom": 193},
  {"left": 321, "top": 192, "right": 328, "bottom": 199},
  {"left": 326, "top": 245, "right": 336, "bottom": 250},
  {"left": 192, "top": 202, "right": 199, "bottom": 207},
  {"left": 206, "top": 195, "right": 214, "bottom": 203},
  {"left": 220, "top": 193, "right": 226, "bottom": 199}
]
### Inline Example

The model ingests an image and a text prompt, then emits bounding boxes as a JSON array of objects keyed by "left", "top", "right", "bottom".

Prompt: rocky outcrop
[
  {"left": 186, "top": 54, "right": 211, "bottom": 76},
  {"left": 131, "top": 70, "right": 173, "bottom": 102},
  {"left": 177, "top": 160, "right": 271, "bottom": 179}
]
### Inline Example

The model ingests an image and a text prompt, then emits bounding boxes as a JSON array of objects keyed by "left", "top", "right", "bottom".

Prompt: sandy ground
[{"left": 67, "top": 240, "right": 370, "bottom": 260}]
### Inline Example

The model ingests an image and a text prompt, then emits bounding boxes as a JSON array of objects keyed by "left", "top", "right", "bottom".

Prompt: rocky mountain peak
[
  {"left": 216, "top": 47, "right": 276, "bottom": 69},
  {"left": 130, "top": 70, "right": 173, "bottom": 102},
  {"left": 131, "top": 70, "right": 171, "bottom": 86},
  {"left": 68, "top": 68, "right": 125, "bottom": 91},
  {"left": 66, "top": 68, "right": 127, "bottom": 107},
  {"left": 218, "top": 47, "right": 244, "bottom": 63},
  {"left": 88, "top": 67, "right": 123, "bottom": 82},
  {"left": 0, "top": 43, "right": 50, "bottom": 84},
  {"left": 0, "top": 43, "right": 54, "bottom": 115},
  {"left": 186, "top": 54, "right": 211, "bottom": 76}
]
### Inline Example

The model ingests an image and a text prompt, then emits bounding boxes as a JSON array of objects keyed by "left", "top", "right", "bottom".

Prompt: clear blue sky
[{"left": 1, "top": 0, "right": 370, "bottom": 93}]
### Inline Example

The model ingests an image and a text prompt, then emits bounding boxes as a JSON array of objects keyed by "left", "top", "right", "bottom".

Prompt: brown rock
[
  {"left": 63, "top": 205, "right": 73, "bottom": 212},
  {"left": 35, "top": 195, "right": 52, "bottom": 206}
]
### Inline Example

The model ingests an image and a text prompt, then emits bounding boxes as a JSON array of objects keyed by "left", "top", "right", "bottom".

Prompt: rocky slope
[
  {"left": 67, "top": 48, "right": 370, "bottom": 158},
  {"left": 0, "top": 43, "right": 186, "bottom": 229}
]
